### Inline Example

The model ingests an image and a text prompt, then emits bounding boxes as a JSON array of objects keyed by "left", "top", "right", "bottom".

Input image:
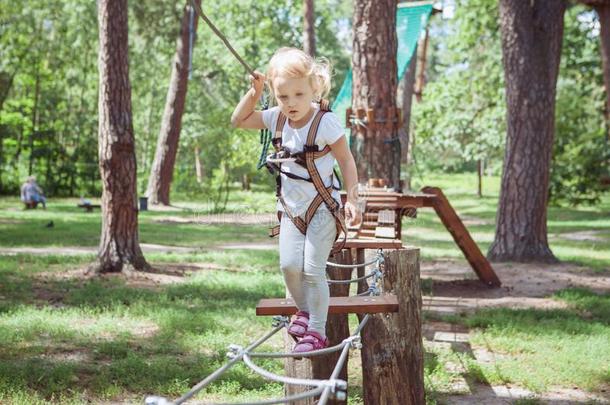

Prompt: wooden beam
[
  {"left": 421, "top": 186, "right": 501, "bottom": 287},
  {"left": 339, "top": 238, "right": 403, "bottom": 249},
  {"left": 375, "top": 226, "right": 396, "bottom": 239},
  {"left": 256, "top": 295, "right": 399, "bottom": 316}
]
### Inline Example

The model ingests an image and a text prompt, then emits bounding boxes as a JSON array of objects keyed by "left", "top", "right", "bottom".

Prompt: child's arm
[
  {"left": 231, "top": 72, "right": 266, "bottom": 129},
  {"left": 330, "top": 136, "right": 362, "bottom": 227}
]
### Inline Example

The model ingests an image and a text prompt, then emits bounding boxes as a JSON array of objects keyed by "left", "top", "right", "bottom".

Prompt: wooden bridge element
[{"left": 340, "top": 184, "right": 501, "bottom": 287}]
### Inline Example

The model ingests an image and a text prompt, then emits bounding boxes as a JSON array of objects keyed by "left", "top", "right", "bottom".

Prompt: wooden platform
[
  {"left": 256, "top": 295, "right": 399, "bottom": 316},
  {"left": 337, "top": 238, "right": 403, "bottom": 250},
  {"left": 340, "top": 184, "right": 501, "bottom": 287}
]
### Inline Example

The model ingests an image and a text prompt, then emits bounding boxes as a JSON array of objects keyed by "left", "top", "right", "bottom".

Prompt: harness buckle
[{"left": 303, "top": 145, "right": 319, "bottom": 152}]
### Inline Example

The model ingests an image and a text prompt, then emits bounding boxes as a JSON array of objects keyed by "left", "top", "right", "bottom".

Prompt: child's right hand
[{"left": 250, "top": 71, "right": 266, "bottom": 96}]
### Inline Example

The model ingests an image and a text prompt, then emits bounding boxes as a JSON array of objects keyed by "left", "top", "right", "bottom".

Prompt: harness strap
[
  {"left": 268, "top": 108, "right": 347, "bottom": 254},
  {"left": 304, "top": 111, "right": 347, "bottom": 253}
]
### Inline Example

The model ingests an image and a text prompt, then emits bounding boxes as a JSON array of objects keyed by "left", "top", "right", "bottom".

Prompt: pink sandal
[
  {"left": 287, "top": 311, "right": 309, "bottom": 342},
  {"left": 292, "top": 331, "right": 329, "bottom": 354}
]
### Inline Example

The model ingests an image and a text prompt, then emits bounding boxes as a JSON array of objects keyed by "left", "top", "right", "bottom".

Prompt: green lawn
[{"left": 0, "top": 172, "right": 608, "bottom": 404}]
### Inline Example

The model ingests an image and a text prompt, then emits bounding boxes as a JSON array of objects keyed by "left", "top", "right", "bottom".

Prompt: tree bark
[
  {"left": 28, "top": 62, "right": 41, "bottom": 176},
  {"left": 360, "top": 248, "right": 424, "bottom": 405},
  {"left": 477, "top": 159, "right": 483, "bottom": 198},
  {"left": 397, "top": 43, "right": 418, "bottom": 187},
  {"left": 414, "top": 27, "right": 430, "bottom": 103},
  {"left": 146, "top": 0, "right": 199, "bottom": 205},
  {"left": 488, "top": 0, "right": 567, "bottom": 263},
  {"left": 91, "top": 0, "right": 149, "bottom": 274},
  {"left": 195, "top": 145, "right": 203, "bottom": 183},
  {"left": 594, "top": 3, "right": 610, "bottom": 144},
  {"left": 303, "top": 0, "right": 316, "bottom": 57},
  {"left": 351, "top": 0, "right": 399, "bottom": 188}
]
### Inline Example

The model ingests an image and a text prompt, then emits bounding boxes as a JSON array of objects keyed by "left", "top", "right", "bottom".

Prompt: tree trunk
[
  {"left": 90, "top": 0, "right": 149, "bottom": 274},
  {"left": 414, "top": 27, "right": 430, "bottom": 103},
  {"left": 303, "top": 0, "right": 316, "bottom": 57},
  {"left": 488, "top": 0, "right": 566, "bottom": 263},
  {"left": 29, "top": 62, "right": 41, "bottom": 176},
  {"left": 360, "top": 248, "right": 424, "bottom": 405},
  {"left": 351, "top": 0, "right": 399, "bottom": 188},
  {"left": 594, "top": 4, "right": 610, "bottom": 144},
  {"left": 146, "top": 0, "right": 200, "bottom": 205},
  {"left": 0, "top": 71, "right": 15, "bottom": 113},
  {"left": 195, "top": 145, "right": 203, "bottom": 183},
  {"left": 477, "top": 159, "right": 483, "bottom": 198},
  {"left": 397, "top": 43, "right": 418, "bottom": 190}
]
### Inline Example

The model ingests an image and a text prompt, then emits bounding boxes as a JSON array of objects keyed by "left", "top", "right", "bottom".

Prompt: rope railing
[
  {"left": 327, "top": 268, "right": 380, "bottom": 285},
  {"left": 145, "top": 251, "right": 385, "bottom": 405},
  {"left": 326, "top": 249, "right": 383, "bottom": 269}
]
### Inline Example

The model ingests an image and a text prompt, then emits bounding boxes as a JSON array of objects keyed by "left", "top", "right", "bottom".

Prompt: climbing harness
[{"left": 265, "top": 105, "right": 347, "bottom": 254}]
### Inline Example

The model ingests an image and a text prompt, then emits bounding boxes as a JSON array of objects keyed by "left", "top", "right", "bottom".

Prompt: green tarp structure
[{"left": 331, "top": 3, "right": 434, "bottom": 132}]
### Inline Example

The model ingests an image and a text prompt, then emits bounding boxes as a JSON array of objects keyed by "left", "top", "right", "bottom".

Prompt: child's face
[{"left": 272, "top": 76, "right": 316, "bottom": 122}]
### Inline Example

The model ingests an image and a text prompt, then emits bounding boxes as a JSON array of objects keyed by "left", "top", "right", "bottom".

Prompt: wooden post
[
  {"left": 360, "top": 247, "right": 424, "bottom": 405},
  {"left": 284, "top": 249, "right": 353, "bottom": 404}
]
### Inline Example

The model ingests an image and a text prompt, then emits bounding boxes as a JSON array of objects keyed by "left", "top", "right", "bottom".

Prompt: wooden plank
[
  {"left": 358, "top": 229, "right": 377, "bottom": 238},
  {"left": 256, "top": 295, "right": 399, "bottom": 316},
  {"left": 375, "top": 226, "right": 396, "bottom": 239},
  {"left": 361, "top": 221, "right": 379, "bottom": 229},
  {"left": 421, "top": 186, "right": 501, "bottom": 287},
  {"left": 378, "top": 209, "right": 396, "bottom": 225},
  {"left": 363, "top": 196, "right": 399, "bottom": 203},
  {"left": 340, "top": 238, "right": 403, "bottom": 249}
]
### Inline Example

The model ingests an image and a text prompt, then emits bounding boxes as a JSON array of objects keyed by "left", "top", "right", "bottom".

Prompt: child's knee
[
  {"left": 280, "top": 258, "right": 302, "bottom": 275},
  {"left": 303, "top": 267, "right": 326, "bottom": 286}
]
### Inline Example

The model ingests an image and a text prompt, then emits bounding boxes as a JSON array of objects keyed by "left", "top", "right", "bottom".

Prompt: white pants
[{"left": 279, "top": 208, "right": 337, "bottom": 335}]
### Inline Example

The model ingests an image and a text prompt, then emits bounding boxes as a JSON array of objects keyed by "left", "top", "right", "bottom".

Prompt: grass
[
  {"left": 424, "top": 288, "right": 610, "bottom": 400},
  {"left": 0, "top": 172, "right": 609, "bottom": 404},
  {"left": 407, "top": 172, "right": 610, "bottom": 272}
]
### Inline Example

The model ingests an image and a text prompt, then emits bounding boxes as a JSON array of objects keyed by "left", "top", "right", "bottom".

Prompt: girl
[{"left": 231, "top": 47, "right": 362, "bottom": 353}]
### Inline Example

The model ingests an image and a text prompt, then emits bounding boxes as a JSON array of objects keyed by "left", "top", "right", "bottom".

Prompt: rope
[
  {"left": 257, "top": 97, "right": 272, "bottom": 170},
  {"left": 190, "top": 0, "right": 255, "bottom": 76},
  {"left": 146, "top": 251, "right": 385, "bottom": 405},
  {"left": 326, "top": 255, "right": 381, "bottom": 269},
  {"left": 248, "top": 335, "right": 362, "bottom": 359},
  {"left": 327, "top": 268, "right": 379, "bottom": 285},
  {"left": 170, "top": 318, "right": 287, "bottom": 405}
]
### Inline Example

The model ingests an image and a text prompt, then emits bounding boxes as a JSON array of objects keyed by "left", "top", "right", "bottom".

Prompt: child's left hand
[{"left": 345, "top": 200, "right": 362, "bottom": 228}]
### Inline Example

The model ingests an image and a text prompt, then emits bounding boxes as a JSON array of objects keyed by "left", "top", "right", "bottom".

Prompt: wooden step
[
  {"left": 362, "top": 221, "right": 379, "bottom": 229},
  {"left": 358, "top": 229, "right": 376, "bottom": 238},
  {"left": 378, "top": 209, "right": 396, "bottom": 225},
  {"left": 256, "top": 295, "right": 399, "bottom": 316},
  {"left": 375, "top": 226, "right": 396, "bottom": 239},
  {"left": 339, "top": 238, "right": 403, "bottom": 249}
]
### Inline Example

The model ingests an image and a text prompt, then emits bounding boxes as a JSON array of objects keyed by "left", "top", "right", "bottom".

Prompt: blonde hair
[{"left": 266, "top": 47, "right": 332, "bottom": 100}]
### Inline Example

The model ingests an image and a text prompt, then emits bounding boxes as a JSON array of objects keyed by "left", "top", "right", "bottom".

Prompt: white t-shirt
[{"left": 262, "top": 105, "right": 344, "bottom": 217}]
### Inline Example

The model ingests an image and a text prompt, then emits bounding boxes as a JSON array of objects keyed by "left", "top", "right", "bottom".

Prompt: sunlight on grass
[{"left": 0, "top": 172, "right": 608, "bottom": 403}]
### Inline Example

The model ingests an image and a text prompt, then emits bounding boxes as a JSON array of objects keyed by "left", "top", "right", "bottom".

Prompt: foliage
[
  {"left": 412, "top": 1, "right": 608, "bottom": 205},
  {"left": 0, "top": 0, "right": 352, "bottom": 204},
  {"left": 412, "top": 0, "right": 506, "bottom": 175},
  {"left": 551, "top": 5, "right": 609, "bottom": 206}
]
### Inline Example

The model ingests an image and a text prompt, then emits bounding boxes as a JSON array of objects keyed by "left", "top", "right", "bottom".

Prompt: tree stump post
[
  {"left": 360, "top": 247, "right": 424, "bottom": 405},
  {"left": 284, "top": 249, "right": 353, "bottom": 404}
]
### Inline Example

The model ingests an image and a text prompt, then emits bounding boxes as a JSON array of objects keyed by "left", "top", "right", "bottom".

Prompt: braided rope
[{"left": 146, "top": 251, "right": 385, "bottom": 405}]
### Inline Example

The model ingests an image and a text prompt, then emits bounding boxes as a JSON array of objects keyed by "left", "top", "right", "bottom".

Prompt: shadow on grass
[{"left": 0, "top": 258, "right": 287, "bottom": 402}]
